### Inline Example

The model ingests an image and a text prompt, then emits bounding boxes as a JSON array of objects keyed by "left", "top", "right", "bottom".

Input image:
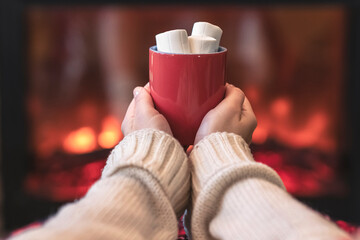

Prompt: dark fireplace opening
[{"left": 1, "top": 2, "right": 360, "bottom": 234}]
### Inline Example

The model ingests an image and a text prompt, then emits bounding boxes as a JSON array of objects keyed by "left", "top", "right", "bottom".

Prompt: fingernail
[{"left": 133, "top": 88, "right": 140, "bottom": 97}]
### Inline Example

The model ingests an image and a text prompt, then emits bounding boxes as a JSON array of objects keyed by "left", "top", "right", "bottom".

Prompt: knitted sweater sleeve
[
  {"left": 11, "top": 129, "right": 190, "bottom": 240},
  {"left": 189, "top": 132, "right": 351, "bottom": 240}
]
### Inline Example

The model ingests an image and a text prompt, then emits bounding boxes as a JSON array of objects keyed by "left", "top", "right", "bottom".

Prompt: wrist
[
  {"left": 190, "top": 132, "right": 285, "bottom": 200},
  {"left": 102, "top": 128, "right": 190, "bottom": 216}
]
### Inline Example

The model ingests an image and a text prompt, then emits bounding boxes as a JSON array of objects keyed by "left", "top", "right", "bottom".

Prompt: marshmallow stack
[{"left": 155, "top": 22, "right": 223, "bottom": 54}]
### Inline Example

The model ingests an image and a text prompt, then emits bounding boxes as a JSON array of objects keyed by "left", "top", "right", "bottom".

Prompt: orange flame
[
  {"left": 251, "top": 96, "right": 334, "bottom": 151},
  {"left": 98, "top": 116, "right": 122, "bottom": 149},
  {"left": 63, "top": 127, "right": 97, "bottom": 154}
]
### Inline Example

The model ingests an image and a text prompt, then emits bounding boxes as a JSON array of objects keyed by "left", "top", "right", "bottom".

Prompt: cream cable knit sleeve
[
  {"left": 11, "top": 129, "right": 190, "bottom": 240},
  {"left": 189, "top": 132, "right": 351, "bottom": 240}
]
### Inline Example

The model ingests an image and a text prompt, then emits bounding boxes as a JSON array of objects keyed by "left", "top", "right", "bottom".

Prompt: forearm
[
  {"left": 12, "top": 129, "right": 189, "bottom": 240},
  {"left": 210, "top": 178, "right": 350, "bottom": 240},
  {"left": 190, "top": 132, "right": 351, "bottom": 240},
  {"left": 12, "top": 170, "right": 177, "bottom": 240}
]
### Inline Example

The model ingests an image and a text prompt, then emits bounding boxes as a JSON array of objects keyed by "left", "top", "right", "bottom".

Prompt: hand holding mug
[
  {"left": 194, "top": 84, "right": 257, "bottom": 145},
  {"left": 121, "top": 84, "right": 172, "bottom": 137}
]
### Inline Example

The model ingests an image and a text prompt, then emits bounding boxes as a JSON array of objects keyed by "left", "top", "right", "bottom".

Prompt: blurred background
[{"left": 1, "top": 1, "right": 360, "bottom": 238}]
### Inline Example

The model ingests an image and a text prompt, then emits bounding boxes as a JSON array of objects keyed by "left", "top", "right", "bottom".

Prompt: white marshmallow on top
[
  {"left": 155, "top": 29, "right": 191, "bottom": 54},
  {"left": 188, "top": 35, "right": 217, "bottom": 54},
  {"left": 191, "top": 22, "right": 223, "bottom": 52}
]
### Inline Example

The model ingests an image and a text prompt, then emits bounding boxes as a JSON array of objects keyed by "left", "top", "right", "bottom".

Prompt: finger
[
  {"left": 241, "top": 97, "right": 257, "bottom": 125},
  {"left": 134, "top": 87, "right": 155, "bottom": 114},
  {"left": 133, "top": 87, "right": 142, "bottom": 98},
  {"left": 242, "top": 97, "right": 255, "bottom": 115},
  {"left": 241, "top": 97, "right": 257, "bottom": 130},
  {"left": 215, "top": 84, "right": 245, "bottom": 111},
  {"left": 226, "top": 84, "right": 245, "bottom": 104}
]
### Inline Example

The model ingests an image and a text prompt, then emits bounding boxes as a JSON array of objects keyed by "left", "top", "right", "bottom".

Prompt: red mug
[{"left": 149, "top": 46, "right": 227, "bottom": 146}]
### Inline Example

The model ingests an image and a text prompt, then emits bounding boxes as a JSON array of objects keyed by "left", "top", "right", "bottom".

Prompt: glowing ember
[
  {"left": 253, "top": 149, "right": 344, "bottom": 197},
  {"left": 98, "top": 116, "right": 123, "bottom": 149},
  {"left": 25, "top": 160, "right": 106, "bottom": 201},
  {"left": 63, "top": 127, "right": 97, "bottom": 154}
]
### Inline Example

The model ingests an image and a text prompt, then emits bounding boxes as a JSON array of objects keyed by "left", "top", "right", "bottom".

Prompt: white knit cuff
[
  {"left": 190, "top": 132, "right": 285, "bottom": 199},
  {"left": 102, "top": 128, "right": 190, "bottom": 216}
]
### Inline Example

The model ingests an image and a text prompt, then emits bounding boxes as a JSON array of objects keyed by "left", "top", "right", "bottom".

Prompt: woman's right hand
[
  {"left": 121, "top": 84, "right": 173, "bottom": 137},
  {"left": 194, "top": 84, "right": 257, "bottom": 145}
]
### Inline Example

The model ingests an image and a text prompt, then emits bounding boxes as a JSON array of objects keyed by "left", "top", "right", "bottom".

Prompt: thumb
[{"left": 134, "top": 87, "right": 155, "bottom": 114}]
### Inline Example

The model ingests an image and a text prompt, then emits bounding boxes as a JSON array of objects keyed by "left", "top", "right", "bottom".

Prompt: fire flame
[
  {"left": 98, "top": 116, "right": 122, "bottom": 149},
  {"left": 63, "top": 116, "right": 122, "bottom": 154},
  {"left": 252, "top": 97, "right": 334, "bottom": 151},
  {"left": 63, "top": 127, "right": 97, "bottom": 154}
]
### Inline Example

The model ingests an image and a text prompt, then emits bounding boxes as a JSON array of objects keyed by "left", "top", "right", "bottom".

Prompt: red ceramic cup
[{"left": 149, "top": 46, "right": 227, "bottom": 146}]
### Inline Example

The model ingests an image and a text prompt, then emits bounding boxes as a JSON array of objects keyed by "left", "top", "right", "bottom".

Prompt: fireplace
[{"left": 1, "top": 2, "right": 360, "bottom": 233}]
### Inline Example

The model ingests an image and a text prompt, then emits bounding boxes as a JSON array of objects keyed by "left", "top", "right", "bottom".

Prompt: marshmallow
[
  {"left": 188, "top": 35, "right": 217, "bottom": 54},
  {"left": 155, "top": 29, "right": 191, "bottom": 54},
  {"left": 191, "top": 22, "right": 223, "bottom": 51}
]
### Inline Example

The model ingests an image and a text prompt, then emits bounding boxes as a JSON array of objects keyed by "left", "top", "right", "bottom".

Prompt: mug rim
[{"left": 149, "top": 45, "right": 227, "bottom": 55}]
